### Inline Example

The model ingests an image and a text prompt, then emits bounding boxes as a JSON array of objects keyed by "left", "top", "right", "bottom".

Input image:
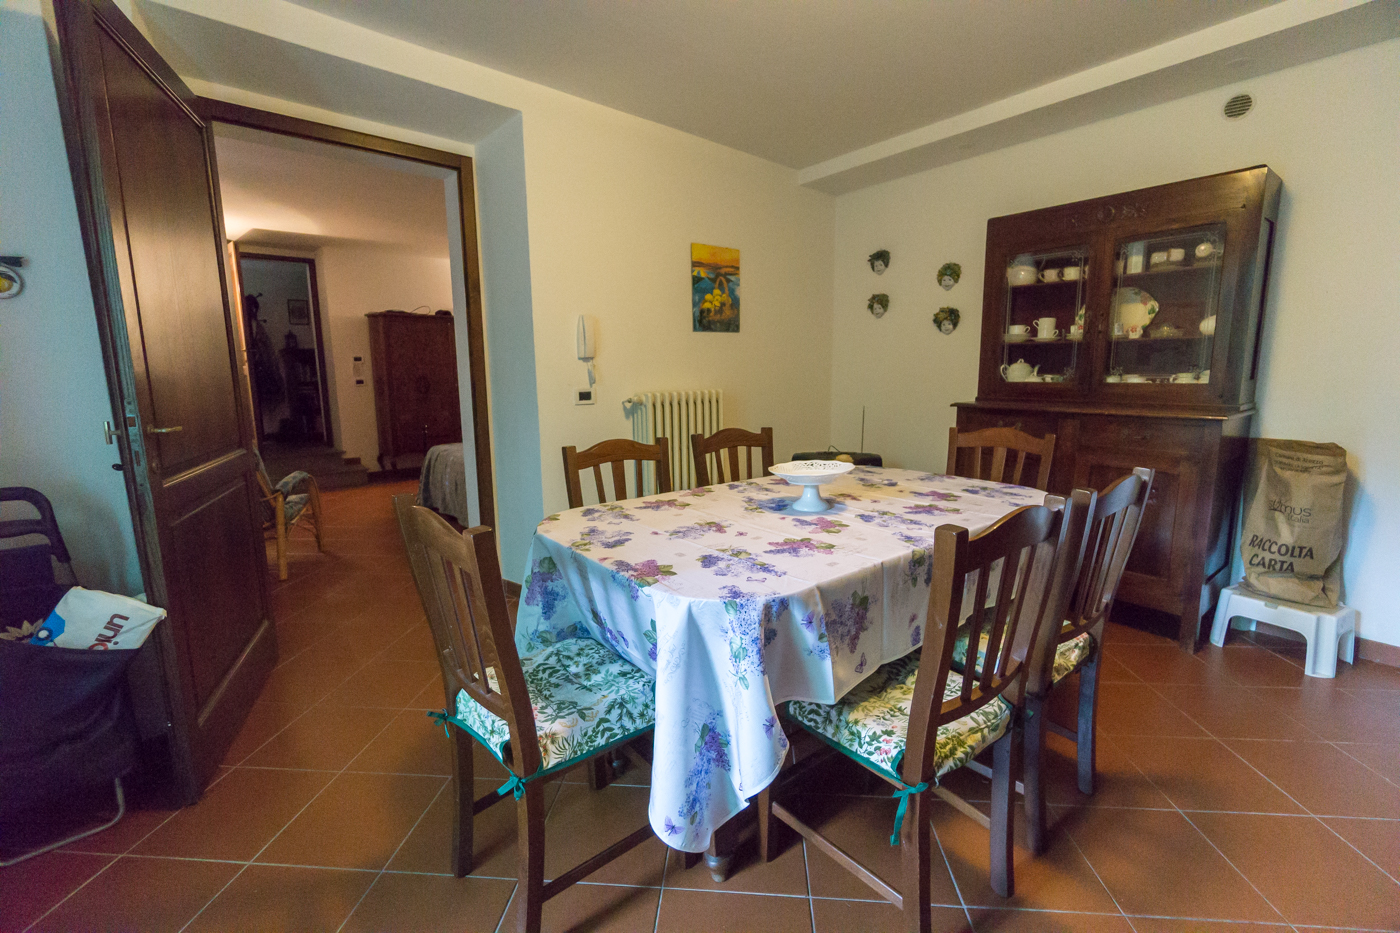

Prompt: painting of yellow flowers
[{"left": 692, "top": 243, "right": 740, "bottom": 332}]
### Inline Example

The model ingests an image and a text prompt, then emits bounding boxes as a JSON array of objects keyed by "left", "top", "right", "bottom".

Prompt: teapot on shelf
[{"left": 1001, "top": 358, "right": 1040, "bottom": 382}]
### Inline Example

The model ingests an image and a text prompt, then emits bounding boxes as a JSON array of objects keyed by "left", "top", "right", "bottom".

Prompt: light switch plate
[{"left": 574, "top": 388, "right": 595, "bottom": 405}]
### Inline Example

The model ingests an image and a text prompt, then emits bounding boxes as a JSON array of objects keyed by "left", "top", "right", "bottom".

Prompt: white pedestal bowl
[{"left": 768, "top": 460, "right": 855, "bottom": 513}]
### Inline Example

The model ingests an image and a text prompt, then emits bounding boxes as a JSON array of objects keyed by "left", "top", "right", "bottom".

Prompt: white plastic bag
[{"left": 29, "top": 587, "right": 165, "bottom": 650}]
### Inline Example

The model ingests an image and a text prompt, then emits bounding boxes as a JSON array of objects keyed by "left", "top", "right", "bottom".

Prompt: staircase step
[{"left": 262, "top": 446, "right": 371, "bottom": 491}]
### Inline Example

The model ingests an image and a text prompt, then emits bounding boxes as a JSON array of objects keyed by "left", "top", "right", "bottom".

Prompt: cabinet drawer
[
  {"left": 1076, "top": 416, "right": 1204, "bottom": 453},
  {"left": 955, "top": 409, "right": 1060, "bottom": 441}
]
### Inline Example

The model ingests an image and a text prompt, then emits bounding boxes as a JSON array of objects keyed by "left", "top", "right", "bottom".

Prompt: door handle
[{"left": 146, "top": 425, "right": 183, "bottom": 435}]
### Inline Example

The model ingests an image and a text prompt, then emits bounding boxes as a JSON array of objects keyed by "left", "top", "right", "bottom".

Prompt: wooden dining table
[{"left": 512, "top": 466, "right": 1043, "bottom": 860}]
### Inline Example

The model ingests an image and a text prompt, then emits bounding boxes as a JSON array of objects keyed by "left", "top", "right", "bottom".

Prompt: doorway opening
[
  {"left": 237, "top": 254, "right": 332, "bottom": 452},
  {"left": 212, "top": 113, "right": 488, "bottom": 511}
]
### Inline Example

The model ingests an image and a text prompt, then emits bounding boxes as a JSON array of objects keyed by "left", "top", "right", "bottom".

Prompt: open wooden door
[{"left": 45, "top": 0, "right": 276, "bottom": 802}]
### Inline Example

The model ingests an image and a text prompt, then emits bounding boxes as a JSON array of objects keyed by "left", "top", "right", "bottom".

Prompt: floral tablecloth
[{"left": 514, "top": 466, "right": 1043, "bottom": 853}]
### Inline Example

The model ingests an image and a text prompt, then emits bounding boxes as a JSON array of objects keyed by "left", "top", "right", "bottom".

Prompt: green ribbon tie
[
  {"left": 497, "top": 772, "right": 528, "bottom": 801},
  {"left": 427, "top": 709, "right": 455, "bottom": 737},
  {"left": 890, "top": 782, "right": 929, "bottom": 845},
  {"left": 425, "top": 710, "right": 528, "bottom": 800}
]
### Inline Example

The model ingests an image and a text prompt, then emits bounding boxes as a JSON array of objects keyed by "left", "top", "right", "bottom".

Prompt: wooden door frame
[
  {"left": 235, "top": 250, "right": 335, "bottom": 449},
  {"left": 200, "top": 99, "right": 496, "bottom": 531}
]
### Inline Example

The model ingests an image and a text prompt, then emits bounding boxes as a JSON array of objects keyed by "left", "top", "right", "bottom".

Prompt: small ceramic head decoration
[
  {"left": 937, "top": 262, "right": 961, "bottom": 291},
  {"left": 867, "top": 293, "right": 890, "bottom": 318},
  {"left": 933, "top": 306, "right": 960, "bottom": 334},
  {"left": 867, "top": 250, "right": 890, "bottom": 275}
]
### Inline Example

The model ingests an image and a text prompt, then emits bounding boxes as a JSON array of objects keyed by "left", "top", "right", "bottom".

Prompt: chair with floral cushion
[
  {"left": 756, "top": 499, "right": 1086, "bottom": 919},
  {"left": 393, "top": 496, "right": 656, "bottom": 933},
  {"left": 1022, "top": 467, "right": 1152, "bottom": 851},
  {"left": 948, "top": 469, "right": 1152, "bottom": 854},
  {"left": 253, "top": 449, "right": 321, "bottom": 581}
]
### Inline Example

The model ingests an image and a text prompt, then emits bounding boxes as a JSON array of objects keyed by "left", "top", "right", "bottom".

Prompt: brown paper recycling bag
[{"left": 1240, "top": 439, "right": 1348, "bottom": 608}]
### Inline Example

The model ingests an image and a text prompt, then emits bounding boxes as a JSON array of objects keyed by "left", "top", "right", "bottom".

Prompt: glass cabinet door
[
  {"left": 1107, "top": 224, "right": 1224, "bottom": 387},
  {"left": 1001, "top": 248, "right": 1088, "bottom": 387}
]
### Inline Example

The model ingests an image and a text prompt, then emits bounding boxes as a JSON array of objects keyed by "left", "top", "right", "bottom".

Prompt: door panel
[
  {"left": 95, "top": 28, "right": 241, "bottom": 475},
  {"left": 1073, "top": 444, "right": 1198, "bottom": 615},
  {"left": 166, "top": 473, "right": 265, "bottom": 708},
  {"left": 387, "top": 316, "right": 461, "bottom": 455},
  {"left": 48, "top": 0, "right": 275, "bottom": 799}
]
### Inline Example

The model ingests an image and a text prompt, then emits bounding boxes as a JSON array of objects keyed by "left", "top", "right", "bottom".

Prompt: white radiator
[{"left": 626, "top": 390, "right": 724, "bottom": 492}]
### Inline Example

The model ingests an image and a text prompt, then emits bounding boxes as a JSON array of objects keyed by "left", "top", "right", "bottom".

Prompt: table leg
[
  {"left": 704, "top": 815, "right": 743, "bottom": 882},
  {"left": 704, "top": 845, "right": 731, "bottom": 883}
]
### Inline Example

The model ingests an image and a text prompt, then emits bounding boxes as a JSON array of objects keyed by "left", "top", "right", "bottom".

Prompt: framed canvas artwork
[{"left": 692, "top": 243, "right": 740, "bottom": 332}]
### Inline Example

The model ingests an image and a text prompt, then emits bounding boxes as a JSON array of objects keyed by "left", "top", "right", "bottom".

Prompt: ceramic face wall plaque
[
  {"left": 933, "top": 306, "right": 960, "bottom": 334},
  {"left": 868, "top": 293, "right": 889, "bottom": 318},
  {"left": 937, "top": 262, "right": 961, "bottom": 290},
  {"left": 867, "top": 250, "right": 890, "bottom": 275}
]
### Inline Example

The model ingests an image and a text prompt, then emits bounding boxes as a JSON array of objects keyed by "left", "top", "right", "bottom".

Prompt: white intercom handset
[{"left": 577, "top": 315, "right": 597, "bottom": 387}]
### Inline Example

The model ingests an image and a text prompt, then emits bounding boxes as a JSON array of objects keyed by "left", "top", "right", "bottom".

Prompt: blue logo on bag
[{"left": 29, "top": 610, "right": 66, "bottom": 646}]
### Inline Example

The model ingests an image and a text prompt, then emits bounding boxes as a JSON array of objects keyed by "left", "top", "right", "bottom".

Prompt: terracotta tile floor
[{"left": 5, "top": 481, "right": 1399, "bottom": 932}]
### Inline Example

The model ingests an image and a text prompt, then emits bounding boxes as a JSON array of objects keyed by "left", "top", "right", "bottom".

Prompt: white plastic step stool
[{"left": 1210, "top": 584, "right": 1357, "bottom": 678}]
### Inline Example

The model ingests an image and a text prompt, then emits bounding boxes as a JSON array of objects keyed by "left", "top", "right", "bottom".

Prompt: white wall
[
  {"left": 130, "top": 0, "right": 838, "bottom": 584},
  {"left": 0, "top": 6, "right": 143, "bottom": 596},
  {"left": 311, "top": 245, "right": 454, "bottom": 470},
  {"left": 519, "top": 95, "right": 835, "bottom": 526},
  {"left": 831, "top": 40, "right": 1400, "bottom": 647},
  {"left": 474, "top": 115, "right": 542, "bottom": 572}
]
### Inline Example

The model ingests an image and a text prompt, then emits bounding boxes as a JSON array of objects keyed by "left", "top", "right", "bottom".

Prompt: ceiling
[
  {"left": 281, "top": 0, "right": 1284, "bottom": 169},
  {"left": 137, "top": 0, "right": 1400, "bottom": 194},
  {"left": 214, "top": 124, "right": 452, "bottom": 256}
]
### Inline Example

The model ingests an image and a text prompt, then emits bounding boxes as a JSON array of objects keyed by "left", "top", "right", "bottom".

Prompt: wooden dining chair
[
  {"left": 756, "top": 499, "right": 1084, "bottom": 922},
  {"left": 1020, "top": 467, "right": 1153, "bottom": 852},
  {"left": 690, "top": 426, "right": 774, "bottom": 487},
  {"left": 393, "top": 496, "right": 657, "bottom": 933},
  {"left": 253, "top": 448, "right": 322, "bottom": 580},
  {"left": 562, "top": 437, "right": 672, "bottom": 509},
  {"left": 946, "top": 425, "right": 1057, "bottom": 491}
]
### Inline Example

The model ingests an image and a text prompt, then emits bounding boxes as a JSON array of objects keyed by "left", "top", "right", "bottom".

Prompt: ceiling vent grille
[{"left": 1224, "top": 93, "right": 1254, "bottom": 119}]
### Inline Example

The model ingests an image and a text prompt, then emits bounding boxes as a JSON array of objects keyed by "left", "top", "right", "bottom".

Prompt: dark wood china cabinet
[{"left": 956, "top": 166, "right": 1282, "bottom": 649}]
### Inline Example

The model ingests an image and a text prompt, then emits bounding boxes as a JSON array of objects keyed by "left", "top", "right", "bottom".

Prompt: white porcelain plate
[{"left": 768, "top": 460, "right": 855, "bottom": 512}]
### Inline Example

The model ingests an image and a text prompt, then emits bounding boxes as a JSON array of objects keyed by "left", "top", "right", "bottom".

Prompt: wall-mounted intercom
[{"left": 577, "top": 315, "right": 597, "bottom": 392}]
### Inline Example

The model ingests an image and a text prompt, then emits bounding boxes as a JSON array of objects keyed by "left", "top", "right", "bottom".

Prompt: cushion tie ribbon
[
  {"left": 890, "top": 782, "right": 929, "bottom": 845},
  {"left": 427, "top": 709, "right": 455, "bottom": 737},
  {"left": 497, "top": 772, "right": 528, "bottom": 800},
  {"left": 427, "top": 710, "right": 530, "bottom": 801}
]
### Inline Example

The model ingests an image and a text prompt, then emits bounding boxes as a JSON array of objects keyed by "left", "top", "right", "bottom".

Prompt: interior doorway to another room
[
  {"left": 212, "top": 114, "right": 487, "bottom": 511},
  {"left": 238, "top": 254, "right": 332, "bottom": 449}
]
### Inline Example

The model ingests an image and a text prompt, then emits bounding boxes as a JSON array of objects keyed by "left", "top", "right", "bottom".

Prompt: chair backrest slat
[
  {"left": 691, "top": 426, "right": 775, "bottom": 487},
  {"left": 946, "top": 426, "right": 1057, "bottom": 492},
  {"left": 902, "top": 493, "right": 1088, "bottom": 787},
  {"left": 1066, "top": 467, "right": 1154, "bottom": 635},
  {"left": 394, "top": 495, "right": 543, "bottom": 777},
  {"left": 562, "top": 437, "right": 673, "bottom": 508}
]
